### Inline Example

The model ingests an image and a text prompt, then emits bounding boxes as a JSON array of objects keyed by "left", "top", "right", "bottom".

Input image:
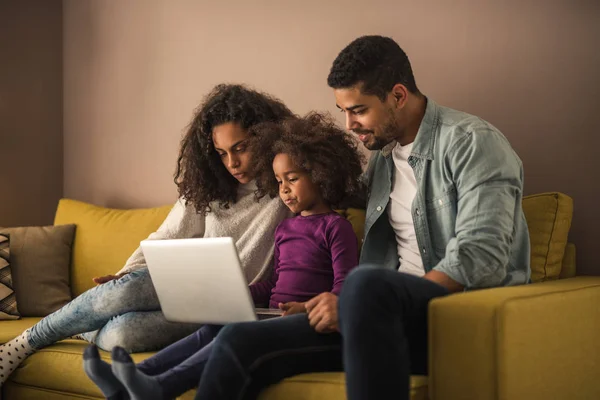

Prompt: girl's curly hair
[
  {"left": 174, "top": 84, "right": 294, "bottom": 214},
  {"left": 249, "top": 112, "right": 365, "bottom": 208}
]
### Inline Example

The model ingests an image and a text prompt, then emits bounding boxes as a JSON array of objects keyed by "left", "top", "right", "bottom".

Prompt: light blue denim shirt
[{"left": 360, "top": 98, "right": 530, "bottom": 289}]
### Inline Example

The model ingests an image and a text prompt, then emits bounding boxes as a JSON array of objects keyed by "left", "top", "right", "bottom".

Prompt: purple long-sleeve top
[{"left": 249, "top": 211, "right": 359, "bottom": 308}]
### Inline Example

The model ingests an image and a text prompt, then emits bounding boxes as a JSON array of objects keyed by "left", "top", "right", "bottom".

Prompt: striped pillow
[{"left": 0, "top": 233, "right": 20, "bottom": 320}]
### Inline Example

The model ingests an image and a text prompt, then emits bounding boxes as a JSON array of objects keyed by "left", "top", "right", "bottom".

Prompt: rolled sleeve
[{"left": 433, "top": 128, "right": 523, "bottom": 288}]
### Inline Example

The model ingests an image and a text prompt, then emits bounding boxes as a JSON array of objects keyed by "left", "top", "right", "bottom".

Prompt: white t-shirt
[{"left": 387, "top": 142, "right": 425, "bottom": 277}]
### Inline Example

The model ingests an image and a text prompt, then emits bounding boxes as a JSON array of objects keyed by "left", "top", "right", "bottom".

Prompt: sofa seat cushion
[
  {"left": 4, "top": 383, "right": 102, "bottom": 400},
  {"left": 3, "top": 326, "right": 427, "bottom": 400},
  {"left": 6, "top": 338, "right": 197, "bottom": 399},
  {"left": 7, "top": 340, "right": 150, "bottom": 398},
  {"left": 258, "top": 372, "right": 429, "bottom": 400}
]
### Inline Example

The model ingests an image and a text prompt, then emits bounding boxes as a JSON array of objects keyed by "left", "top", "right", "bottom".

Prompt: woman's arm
[{"left": 115, "top": 198, "right": 206, "bottom": 275}]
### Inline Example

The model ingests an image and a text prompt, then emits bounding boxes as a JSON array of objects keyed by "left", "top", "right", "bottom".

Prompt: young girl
[
  {"left": 0, "top": 84, "right": 295, "bottom": 391},
  {"left": 83, "top": 112, "right": 365, "bottom": 400}
]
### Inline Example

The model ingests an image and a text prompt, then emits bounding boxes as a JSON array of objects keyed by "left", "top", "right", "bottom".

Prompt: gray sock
[
  {"left": 83, "top": 345, "right": 129, "bottom": 400},
  {"left": 111, "top": 346, "right": 164, "bottom": 400}
]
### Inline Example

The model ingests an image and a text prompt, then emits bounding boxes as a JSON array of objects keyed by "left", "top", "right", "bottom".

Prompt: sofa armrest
[{"left": 428, "top": 277, "right": 600, "bottom": 400}]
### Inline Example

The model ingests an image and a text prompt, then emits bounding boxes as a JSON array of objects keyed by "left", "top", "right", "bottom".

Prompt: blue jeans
[
  {"left": 28, "top": 268, "right": 201, "bottom": 352},
  {"left": 136, "top": 324, "right": 223, "bottom": 399},
  {"left": 194, "top": 267, "right": 449, "bottom": 400}
]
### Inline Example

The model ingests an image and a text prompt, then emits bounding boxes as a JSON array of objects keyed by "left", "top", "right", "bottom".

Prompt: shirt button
[
  {"left": 376, "top": 206, "right": 382, "bottom": 212},
  {"left": 415, "top": 208, "right": 420, "bottom": 216},
  {"left": 422, "top": 248, "right": 427, "bottom": 254}
]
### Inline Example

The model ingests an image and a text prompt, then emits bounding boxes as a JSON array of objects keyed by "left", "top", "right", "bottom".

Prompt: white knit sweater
[{"left": 117, "top": 181, "right": 291, "bottom": 285}]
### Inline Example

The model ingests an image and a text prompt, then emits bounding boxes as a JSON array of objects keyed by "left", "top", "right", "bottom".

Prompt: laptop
[{"left": 141, "top": 237, "right": 283, "bottom": 325}]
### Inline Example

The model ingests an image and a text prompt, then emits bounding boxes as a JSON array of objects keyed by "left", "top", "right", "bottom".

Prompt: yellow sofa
[{"left": 1, "top": 193, "right": 599, "bottom": 400}]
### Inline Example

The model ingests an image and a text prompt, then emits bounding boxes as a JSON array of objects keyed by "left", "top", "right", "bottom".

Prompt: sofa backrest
[
  {"left": 343, "top": 193, "right": 575, "bottom": 283},
  {"left": 54, "top": 199, "right": 172, "bottom": 297},
  {"left": 54, "top": 192, "right": 574, "bottom": 297},
  {"left": 344, "top": 193, "right": 575, "bottom": 283}
]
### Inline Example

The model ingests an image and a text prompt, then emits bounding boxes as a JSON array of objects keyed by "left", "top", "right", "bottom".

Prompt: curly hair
[
  {"left": 174, "top": 84, "right": 294, "bottom": 214},
  {"left": 327, "top": 35, "right": 419, "bottom": 100},
  {"left": 249, "top": 112, "right": 365, "bottom": 208}
]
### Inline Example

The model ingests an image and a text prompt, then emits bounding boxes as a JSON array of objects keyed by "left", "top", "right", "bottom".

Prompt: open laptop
[{"left": 141, "top": 237, "right": 283, "bottom": 325}]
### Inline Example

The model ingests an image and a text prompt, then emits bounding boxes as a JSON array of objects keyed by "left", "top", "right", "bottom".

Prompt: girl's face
[
  {"left": 212, "top": 122, "right": 253, "bottom": 184},
  {"left": 272, "top": 153, "right": 330, "bottom": 216}
]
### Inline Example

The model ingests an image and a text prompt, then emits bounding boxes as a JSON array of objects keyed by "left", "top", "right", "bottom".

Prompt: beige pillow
[
  {"left": 0, "top": 225, "right": 76, "bottom": 317},
  {"left": 0, "top": 233, "right": 20, "bottom": 320}
]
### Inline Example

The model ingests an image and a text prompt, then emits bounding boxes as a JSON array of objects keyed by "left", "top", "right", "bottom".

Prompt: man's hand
[
  {"left": 278, "top": 301, "right": 307, "bottom": 316},
  {"left": 93, "top": 272, "right": 128, "bottom": 285},
  {"left": 305, "top": 292, "right": 339, "bottom": 333},
  {"left": 423, "top": 270, "right": 464, "bottom": 292}
]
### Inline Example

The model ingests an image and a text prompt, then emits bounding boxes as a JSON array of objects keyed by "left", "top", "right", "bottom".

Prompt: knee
[
  {"left": 339, "top": 266, "right": 394, "bottom": 315},
  {"left": 214, "top": 323, "right": 246, "bottom": 349},
  {"left": 92, "top": 269, "right": 153, "bottom": 313},
  {"left": 94, "top": 315, "right": 141, "bottom": 352}
]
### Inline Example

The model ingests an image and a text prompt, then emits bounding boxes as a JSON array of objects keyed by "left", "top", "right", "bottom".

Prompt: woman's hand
[
  {"left": 278, "top": 301, "right": 307, "bottom": 316},
  {"left": 92, "top": 272, "right": 128, "bottom": 285}
]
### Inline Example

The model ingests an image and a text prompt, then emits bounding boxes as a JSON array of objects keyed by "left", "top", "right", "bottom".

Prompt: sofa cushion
[
  {"left": 53, "top": 199, "right": 173, "bottom": 297},
  {"left": 0, "top": 233, "right": 19, "bottom": 320},
  {"left": 4, "top": 332, "right": 426, "bottom": 400},
  {"left": 345, "top": 208, "right": 366, "bottom": 244},
  {"left": 522, "top": 192, "right": 573, "bottom": 282},
  {"left": 560, "top": 243, "right": 577, "bottom": 279},
  {"left": 0, "top": 317, "right": 41, "bottom": 343},
  {"left": 258, "top": 373, "right": 428, "bottom": 400},
  {"left": 5, "top": 338, "right": 196, "bottom": 399},
  {"left": 9, "top": 340, "right": 144, "bottom": 398},
  {"left": 0, "top": 225, "right": 76, "bottom": 317}
]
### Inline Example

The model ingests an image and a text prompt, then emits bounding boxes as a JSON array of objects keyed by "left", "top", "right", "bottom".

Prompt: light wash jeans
[{"left": 28, "top": 268, "right": 201, "bottom": 352}]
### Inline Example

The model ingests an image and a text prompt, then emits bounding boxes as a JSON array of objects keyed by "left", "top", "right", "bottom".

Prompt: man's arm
[
  {"left": 423, "top": 270, "right": 464, "bottom": 292},
  {"left": 305, "top": 292, "right": 339, "bottom": 333},
  {"left": 433, "top": 127, "right": 524, "bottom": 289}
]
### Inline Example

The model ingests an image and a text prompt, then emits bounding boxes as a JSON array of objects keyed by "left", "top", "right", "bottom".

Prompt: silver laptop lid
[{"left": 141, "top": 237, "right": 258, "bottom": 324}]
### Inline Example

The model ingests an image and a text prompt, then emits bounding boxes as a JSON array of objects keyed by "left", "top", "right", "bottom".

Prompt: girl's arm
[
  {"left": 282, "top": 218, "right": 358, "bottom": 318},
  {"left": 328, "top": 217, "right": 360, "bottom": 295},
  {"left": 248, "top": 243, "right": 279, "bottom": 306}
]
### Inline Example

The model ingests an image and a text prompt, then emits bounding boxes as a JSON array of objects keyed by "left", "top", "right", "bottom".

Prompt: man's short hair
[{"left": 327, "top": 35, "right": 419, "bottom": 100}]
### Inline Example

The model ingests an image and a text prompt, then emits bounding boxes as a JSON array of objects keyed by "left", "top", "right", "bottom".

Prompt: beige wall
[
  {"left": 63, "top": 0, "right": 600, "bottom": 275},
  {"left": 0, "top": 0, "right": 63, "bottom": 227}
]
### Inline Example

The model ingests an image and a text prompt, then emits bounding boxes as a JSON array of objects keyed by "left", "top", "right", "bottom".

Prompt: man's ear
[{"left": 390, "top": 84, "right": 409, "bottom": 108}]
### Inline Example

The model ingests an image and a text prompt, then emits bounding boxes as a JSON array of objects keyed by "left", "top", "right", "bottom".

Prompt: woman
[{"left": 0, "top": 84, "right": 295, "bottom": 390}]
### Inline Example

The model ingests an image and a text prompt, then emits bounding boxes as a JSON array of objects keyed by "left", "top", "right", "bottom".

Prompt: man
[{"left": 194, "top": 35, "right": 530, "bottom": 400}]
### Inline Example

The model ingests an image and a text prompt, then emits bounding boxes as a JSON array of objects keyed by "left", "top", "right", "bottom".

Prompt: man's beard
[
  {"left": 365, "top": 135, "right": 392, "bottom": 150},
  {"left": 366, "top": 113, "right": 400, "bottom": 150}
]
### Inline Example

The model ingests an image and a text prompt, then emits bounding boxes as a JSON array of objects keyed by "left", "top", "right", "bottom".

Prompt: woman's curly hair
[
  {"left": 249, "top": 112, "right": 365, "bottom": 208},
  {"left": 174, "top": 84, "right": 294, "bottom": 214}
]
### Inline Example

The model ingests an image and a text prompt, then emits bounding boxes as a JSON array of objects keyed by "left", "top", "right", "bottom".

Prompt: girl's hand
[
  {"left": 93, "top": 272, "right": 128, "bottom": 285},
  {"left": 278, "top": 301, "right": 307, "bottom": 316}
]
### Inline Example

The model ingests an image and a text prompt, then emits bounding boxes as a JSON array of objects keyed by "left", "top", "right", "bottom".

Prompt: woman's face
[{"left": 212, "top": 122, "right": 253, "bottom": 184}]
